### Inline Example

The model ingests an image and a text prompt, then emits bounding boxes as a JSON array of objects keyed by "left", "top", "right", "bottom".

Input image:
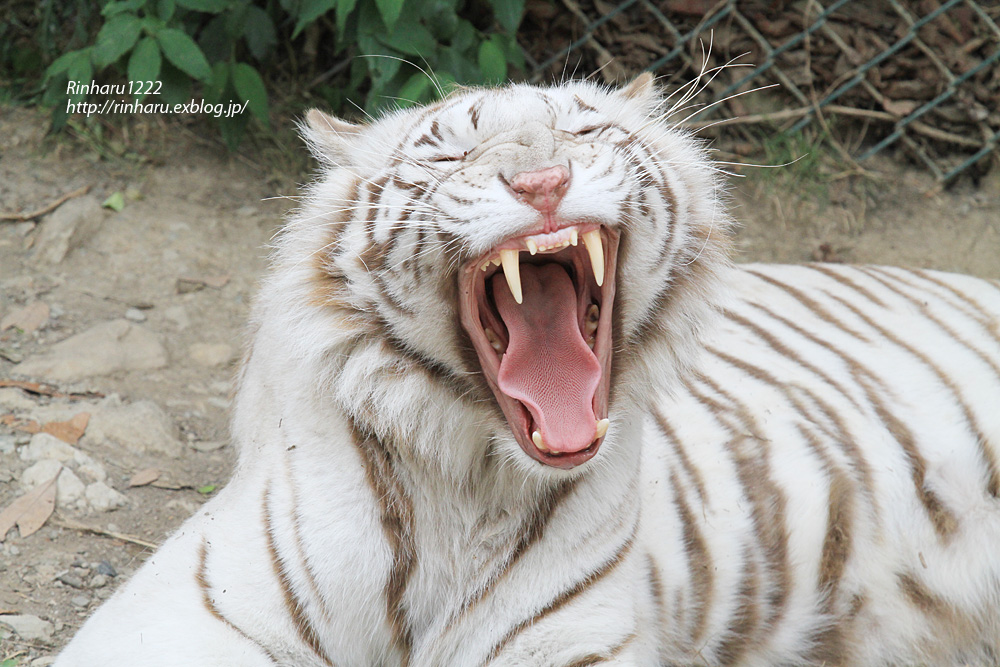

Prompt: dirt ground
[{"left": 0, "top": 106, "right": 997, "bottom": 663}]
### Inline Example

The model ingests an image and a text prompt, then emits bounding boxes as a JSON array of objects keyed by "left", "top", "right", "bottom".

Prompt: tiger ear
[
  {"left": 302, "top": 109, "right": 361, "bottom": 166},
  {"left": 620, "top": 72, "right": 656, "bottom": 106}
]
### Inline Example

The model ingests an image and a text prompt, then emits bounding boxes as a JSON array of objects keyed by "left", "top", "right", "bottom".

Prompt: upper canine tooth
[
  {"left": 526, "top": 239, "right": 538, "bottom": 255},
  {"left": 582, "top": 230, "right": 605, "bottom": 287},
  {"left": 500, "top": 249, "right": 522, "bottom": 304},
  {"left": 595, "top": 418, "right": 609, "bottom": 439}
]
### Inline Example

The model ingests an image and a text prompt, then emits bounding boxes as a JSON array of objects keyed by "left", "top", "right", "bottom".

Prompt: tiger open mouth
[{"left": 459, "top": 224, "right": 618, "bottom": 469}]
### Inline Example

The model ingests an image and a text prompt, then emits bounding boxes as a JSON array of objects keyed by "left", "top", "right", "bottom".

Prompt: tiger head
[{"left": 293, "top": 74, "right": 732, "bottom": 478}]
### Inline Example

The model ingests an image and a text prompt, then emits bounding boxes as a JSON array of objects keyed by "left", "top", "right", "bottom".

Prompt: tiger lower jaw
[{"left": 459, "top": 224, "right": 618, "bottom": 470}]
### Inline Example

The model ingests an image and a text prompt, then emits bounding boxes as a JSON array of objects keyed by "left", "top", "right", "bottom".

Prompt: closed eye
[
  {"left": 430, "top": 151, "right": 468, "bottom": 163},
  {"left": 573, "top": 126, "right": 603, "bottom": 137}
]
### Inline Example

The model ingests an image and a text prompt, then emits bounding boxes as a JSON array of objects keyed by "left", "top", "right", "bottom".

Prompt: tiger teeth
[
  {"left": 583, "top": 230, "right": 604, "bottom": 287},
  {"left": 570, "top": 228, "right": 578, "bottom": 246},
  {"left": 500, "top": 249, "right": 522, "bottom": 304},
  {"left": 532, "top": 430, "right": 548, "bottom": 452},
  {"left": 595, "top": 418, "right": 609, "bottom": 439},
  {"left": 484, "top": 327, "right": 505, "bottom": 354},
  {"left": 526, "top": 239, "right": 538, "bottom": 255}
]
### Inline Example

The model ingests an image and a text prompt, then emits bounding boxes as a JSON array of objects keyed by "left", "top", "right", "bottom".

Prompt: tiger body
[{"left": 56, "top": 76, "right": 1000, "bottom": 666}]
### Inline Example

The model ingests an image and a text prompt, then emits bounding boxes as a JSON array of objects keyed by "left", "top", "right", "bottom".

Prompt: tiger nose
[{"left": 509, "top": 165, "right": 570, "bottom": 214}]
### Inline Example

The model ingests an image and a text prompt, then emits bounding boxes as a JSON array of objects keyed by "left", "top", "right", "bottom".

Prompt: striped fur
[{"left": 56, "top": 77, "right": 1000, "bottom": 666}]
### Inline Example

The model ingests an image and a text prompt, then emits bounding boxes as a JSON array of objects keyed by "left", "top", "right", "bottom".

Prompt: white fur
[{"left": 57, "top": 79, "right": 1000, "bottom": 666}]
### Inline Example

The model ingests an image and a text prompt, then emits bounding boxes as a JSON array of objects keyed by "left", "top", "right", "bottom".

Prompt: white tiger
[{"left": 55, "top": 74, "right": 1000, "bottom": 666}]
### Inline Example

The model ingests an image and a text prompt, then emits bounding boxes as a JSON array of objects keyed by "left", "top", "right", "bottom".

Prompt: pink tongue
[{"left": 493, "top": 264, "right": 600, "bottom": 453}]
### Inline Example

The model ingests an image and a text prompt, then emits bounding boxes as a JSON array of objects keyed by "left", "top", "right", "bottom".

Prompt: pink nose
[{"left": 509, "top": 165, "right": 570, "bottom": 214}]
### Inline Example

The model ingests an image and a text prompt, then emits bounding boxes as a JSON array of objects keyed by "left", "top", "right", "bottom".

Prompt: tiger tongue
[{"left": 493, "top": 263, "right": 601, "bottom": 453}]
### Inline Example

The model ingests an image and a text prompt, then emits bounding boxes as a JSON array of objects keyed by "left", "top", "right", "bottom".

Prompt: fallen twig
[
  {"left": 52, "top": 517, "right": 158, "bottom": 550},
  {"left": 0, "top": 185, "right": 91, "bottom": 222}
]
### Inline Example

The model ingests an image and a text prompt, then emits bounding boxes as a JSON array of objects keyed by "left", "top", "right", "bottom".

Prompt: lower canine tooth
[
  {"left": 500, "top": 249, "right": 522, "bottom": 304},
  {"left": 532, "top": 430, "right": 547, "bottom": 452},
  {"left": 595, "top": 418, "right": 609, "bottom": 439},
  {"left": 582, "top": 230, "right": 605, "bottom": 287}
]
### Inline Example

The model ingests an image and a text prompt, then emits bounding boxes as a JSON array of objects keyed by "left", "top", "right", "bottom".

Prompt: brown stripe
[
  {"left": 913, "top": 268, "right": 1000, "bottom": 343},
  {"left": 745, "top": 269, "right": 872, "bottom": 343},
  {"left": 816, "top": 453, "right": 855, "bottom": 603},
  {"left": 562, "top": 633, "right": 637, "bottom": 667},
  {"left": 670, "top": 470, "right": 714, "bottom": 643},
  {"left": 645, "top": 553, "right": 666, "bottom": 639},
  {"left": 573, "top": 94, "right": 599, "bottom": 113},
  {"left": 858, "top": 373, "right": 958, "bottom": 540},
  {"left": 653, "top": 407, "right": 708, "bottom": 507},
  {"left": 483, "top": 529, "right": 637, "bottom": 665},
  {"left": 688, "top": 369, "right": 791, "bottom": 636},
  {"left": 807, "top": 264, "right": 888, "bottom": 308},
  {"left": 195, "top": 538, "right": 280, "bottom": 664},
  {"left": 445, "top": 479, "right": 577, "bottom": 632},
  {"left": 469, "top": 100, "right": 482, "bottom": 129},
  {"left": 897, "top": 572, "right": 951, "bottom": 618},
  {"left": 350, "top": 420, "right": 416, "bottom": 664},
  {"left": 828, "top": 286, "right": 1000, "bottom": 499},
  {"left": 714, "top": 546, "right": 760, "bottom": 665},
  {"left": 723, "top": 309, "right": 863, "bottom": 412},
  {"left": 264, "top": 486, "right": 335, "bottom": 666},
  {"left": 285, "top": 456, "right": 336, "bottom": 629}
]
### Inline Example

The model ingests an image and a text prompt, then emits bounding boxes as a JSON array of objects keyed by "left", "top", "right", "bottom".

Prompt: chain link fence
[{"left": 517, "top": 0, "right": 1000, "bottom": 183}]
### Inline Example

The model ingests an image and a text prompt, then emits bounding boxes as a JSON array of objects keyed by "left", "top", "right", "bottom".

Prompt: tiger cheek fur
[{"left": 55, "top": 76, "right": 1000, "bottom": 667}]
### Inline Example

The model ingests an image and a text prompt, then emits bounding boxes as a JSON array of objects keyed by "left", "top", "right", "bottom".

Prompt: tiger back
[{"left": 55, "top": 75, "right": 1000, "bottom": 666}]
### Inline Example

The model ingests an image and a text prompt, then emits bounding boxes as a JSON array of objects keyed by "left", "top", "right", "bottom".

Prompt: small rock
[
  {"left": 0, "top": 434, "right": 16, "bottom": 455},
  {"left": 31, "top": 657, "right": 57, "bottom": 667},
  {"left": 163, "top": 305, "right": 190, "bottom": 330},
  {"left": 86, "top": 399, "right": 183, "bottom": 458},
  {"left": 85, "top": 481, "right": 128, "bottom": 512},
  {"left": 30, "top": 194, "right": 105, "bottom": 265},
  {"left": 56, "top": 572, "right": 86, "bottom": 589},
  {"left": 12, "top": 319, "right": 168, "bottom": 381},
  {"left": 0, "top": 386, "right": 38, "bottom": 411},
  {"left": 89, "top": 573, "right": 108, "bottom": 589},
  {"left": 96, "top": 560, "right": 117, "bottom": 577},
  {"left": 70, "top": 595, "right": 90, "bottom": 608},
  {"left": 191, "top": 440, "right": 226, "bottom": 453},
  {"left": 21, "top": 459, "right": 63, "bottom": 489},
  {"left": 124, "top": 307, "right": 147, "bottom": 322},
  {"left": 20, "top": 432, "right": 78, "bottom": 462},
  {"left": 0, "top": 614, "right": 54, "bottom": 642},
  {"left": 188, "top": 342, "right": 234, "bottom": 367}
]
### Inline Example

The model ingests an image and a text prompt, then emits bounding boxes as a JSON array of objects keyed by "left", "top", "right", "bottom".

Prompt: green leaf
[
  {"left": 224, "top": 3, "right": 249, "bottom": 38},
  {"left": 127, "top": 37, "right": 162, "bottom": 97},
  {"left": 102, "top": 192, "right": 126, "bottom": 211},
  {"left": 204, "top": 61, "right": 230, "bottom": 104},
  {"left": 67, "top": 53, "right": 94, "bottom": 102},
  {"left": 490, "top": 0, "right": 525, "bottom": 33},
  {"left": 293, "top": 0, "right": 337, "bottom": 38},
  {"left": 243, "top": 6, "right": 277, "bottom": 60},
  {"left": 102, "top": 0, "right": 146, "bottom": 17},
  {"left": 336, "top": 0, "right": 358, "bottom": 37},
  {"left": 231, "top": 62, "right": 269, "bottom": 126},
  {"left": 375, "top": 0, "right": 405, "bottom": 32},
  {"left": 157, "top": 28, "right": 212, "bottom": 81},
  {"left": 93, "top": 13, "right": 143, "bottom": 69},
  {"left": 478, "top": 38, "right": 506, "bottom": 83},
  {"left": 158, "top": 0, "right": 176, "bottom": 21},
  {"left": 396, "top": 71, "right": 431, "bottom": 107},
  {"left": 197, "top": 484, "right": 217, "bottom": 494},
  {"left": 45, "top": 50, "right": 86, "bottom": 80},
  {"left": 158, "top": 60, "right": 192, "bottom": 105},
  {"left": 175, "top": 0, "right": 227, "bottom": 12},
  {"left": 379, "top": 22, "right": 436, "bottom": 57}
]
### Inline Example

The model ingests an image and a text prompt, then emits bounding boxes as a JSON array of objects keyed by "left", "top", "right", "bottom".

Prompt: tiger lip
[{"left": 459, "top": 224, "right": 619, "bottom": 470}]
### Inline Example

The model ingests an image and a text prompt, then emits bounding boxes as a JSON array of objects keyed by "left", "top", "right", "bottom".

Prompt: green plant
[{"left": 36, "top": 0, "right": 527, "bottom": 148}]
